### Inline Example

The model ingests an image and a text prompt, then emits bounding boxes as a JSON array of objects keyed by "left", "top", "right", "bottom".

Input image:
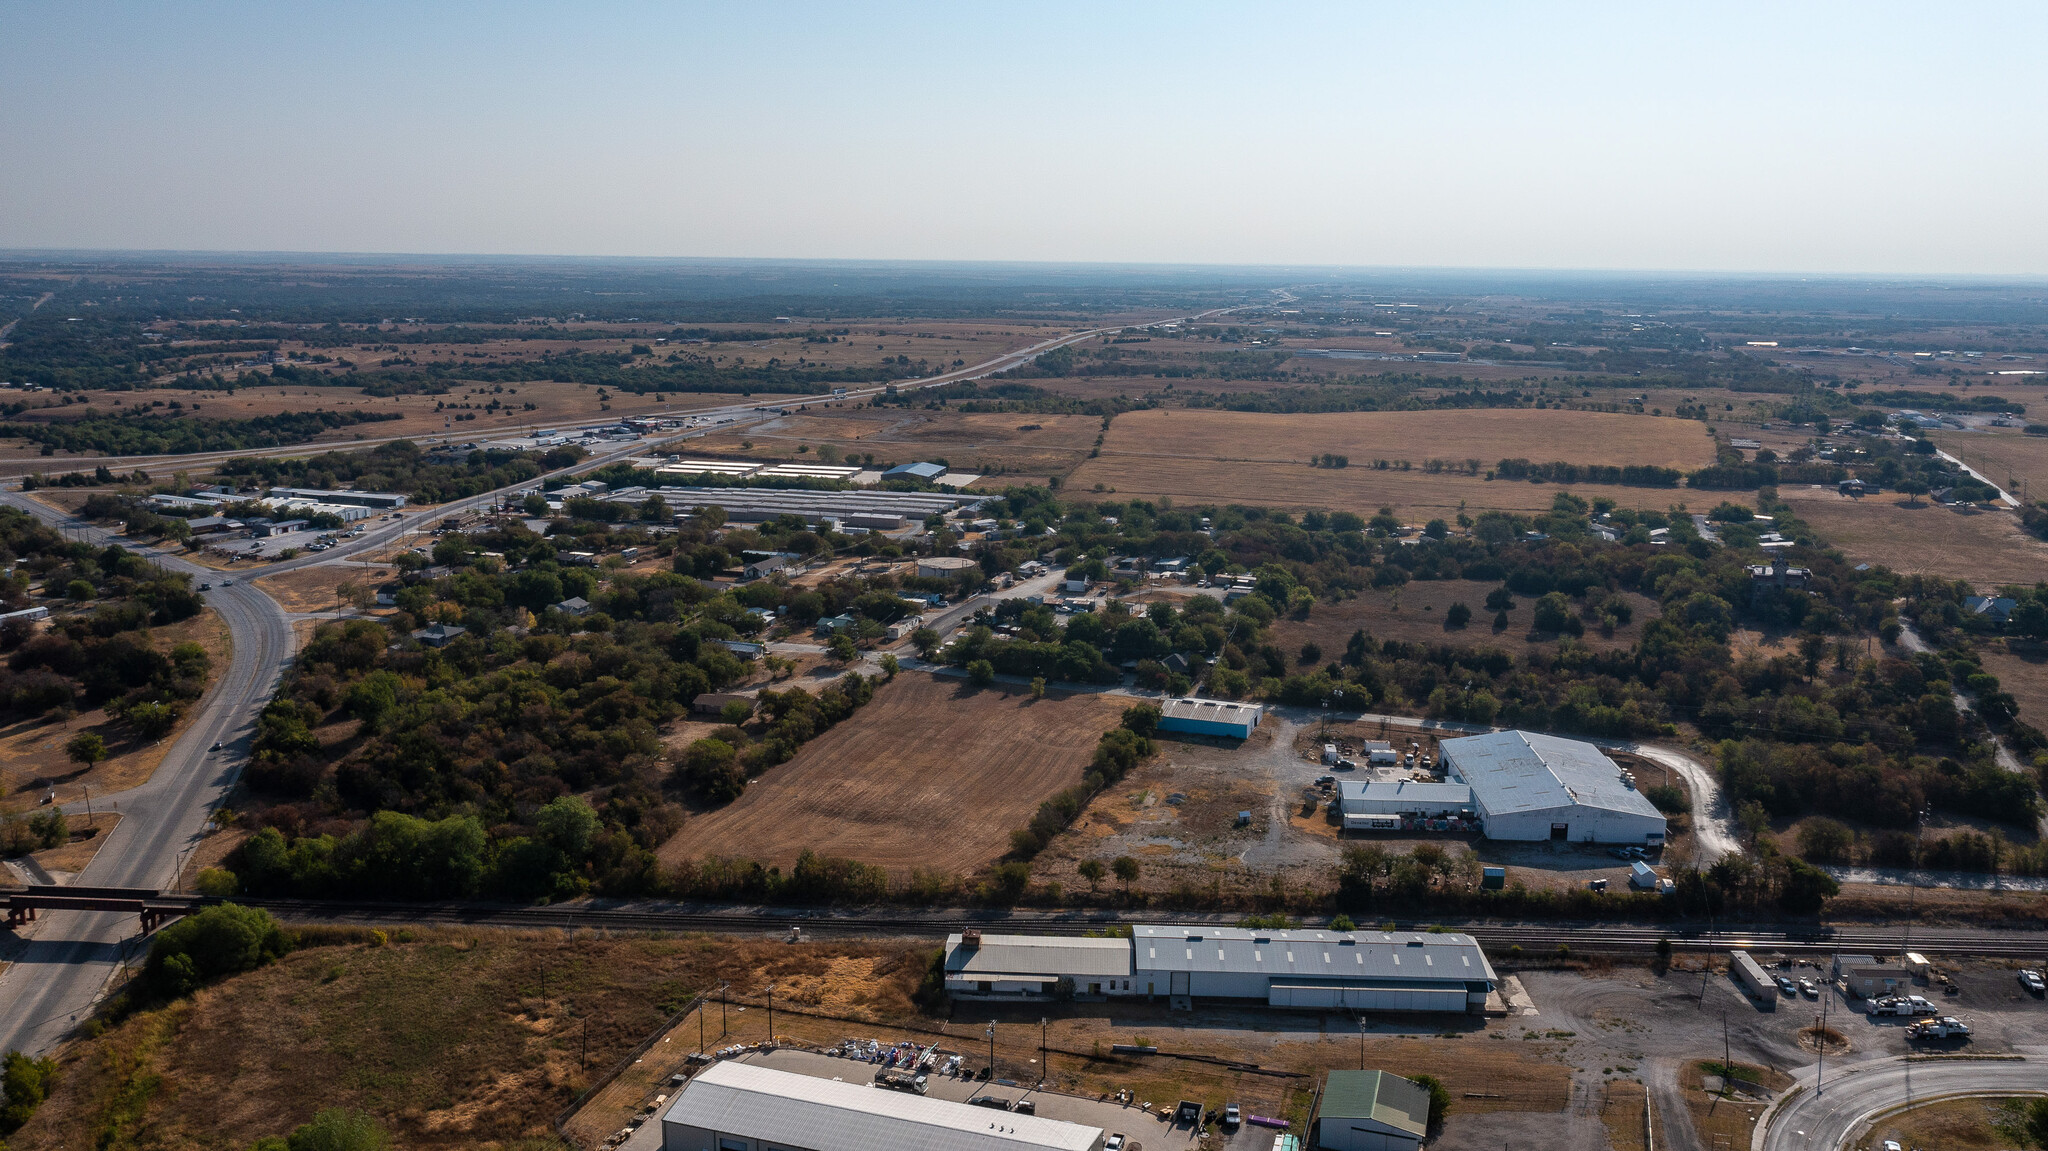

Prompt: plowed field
[{"left": 662, "top": 673, "right": 1124, "bottom": 874}]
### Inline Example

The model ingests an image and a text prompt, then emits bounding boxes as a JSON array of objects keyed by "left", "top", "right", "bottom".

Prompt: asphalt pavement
[{"left": 1757, "top": 1052, "right": 2048, "bottom": 1151}]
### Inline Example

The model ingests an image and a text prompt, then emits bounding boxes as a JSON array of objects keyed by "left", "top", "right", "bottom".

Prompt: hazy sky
[{"left": 4, "top": 2, "right": 2044, "bottom": 274}]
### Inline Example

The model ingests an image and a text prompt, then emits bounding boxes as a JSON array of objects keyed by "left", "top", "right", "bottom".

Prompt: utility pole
[
  {"left": 1358, "top": 1017, "right": 1368, "bottom": 1069},
  {"left": 719, "top": 982, "right": 729, "bottom": 1038},
  {"left": 1039, "top": 1017, "right": 1048, "bottom": 1081},
  {"left": 1815, "top": 966, "right": 1830, "bottom": 1098},
  {"left": 765, "top": 984, "right": 776, "bottom": 1044},
  {"left": 986, "top": 1021, "right": 997, "bottom": 1081}
]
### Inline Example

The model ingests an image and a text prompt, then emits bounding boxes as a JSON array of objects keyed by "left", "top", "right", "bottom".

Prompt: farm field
[
  {"left": 661, "top": 672, "right": 1124, "bottom": 875},
  {"left": 1779, "top": 487, "right": 2048, "bottom": 587},
  {"left": 1066, "top": 456, "right": 1688, "bottom": 518},
  {"left": 1980, "top": 642, "right": 2048, "bottom": 737},
  {"left": 1262, "top": 580, "right": 1660, "bottom": 664}
]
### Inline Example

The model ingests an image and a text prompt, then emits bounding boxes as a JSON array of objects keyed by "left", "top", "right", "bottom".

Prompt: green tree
[
  {"left": 146, "top": 903, "right": 288, "bottom": 998},
  {"left": 536, "top": 795, "right": 599, "bottom": 859},
  {"left": 1410, "top": 1073, "right": 1452, "bottom": 1130},
  {"left": 1445, "top": 602, "right": 1472, "bottom": 629},
  {"left": 681, "top": 738, "right": 745, "bottom": 802},
  {"left": 65, "top": 730, "right": 106, "bottom": 769},
  {"left": 65, "top": 578, "right": 95, "bottom": 601},
  {"left": 878, "top": 653, "right": 900, "bottom": 680},
  {"left": 1796, "top": 818, "right": 1853, "bottom": 865},
  {"left": 1029, "top": 676, "right": 1047, "bottom": 700},
  {"left": 195, "top": 867, "right": 240, "bottom": 898},
  {"left": 912, "top": 627, "right": 942, "bottom": 659},
  {"left": 1078, "top": 859, "right": 1106, "bottom": 891},
  {"left": 1, "top": 1049, "right": 59, "bottom": 1133},
  {"left": 1111, "top": 855, "right": 1140, "bottom": 891},
  {"left": 719, "top": 699, "right": 754, "bottom": 726},
  {"left": 1330, "top": 914, "right": 1356, "bottom": 932},
  {"left": 285, "top": 1107, "right": 390, "bottom": 1151},
  {"left": 828, "top": 632, "right": 859, "bottom": 662},
  {"left": 967, "top": 659, "right": 995, "bottom": 687},
  {"left": 2015, "top": 1097, "right": 2048, "bottom": 1150}
]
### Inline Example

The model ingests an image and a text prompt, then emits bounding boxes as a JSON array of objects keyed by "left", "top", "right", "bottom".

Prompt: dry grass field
[
  {"left": 1980, "top": 642, "right": 2048, "bottom": 736},
  {"left": 8, "top": 928, "right": 935, "bottom": 1151},
  {"left": 1779, "top": 487, "right": 2048, "bottom": 587},
  {"left": 1932, "top": 426, "right": 2048, "bottom": 502},
  {"left": 1859, "top": 1096, "right": 2034, "bottom": 1151},
  {"left": 662, "top": 673, "right": 1124, "bottom": 875},
  {"left": 1060, "top": 408, "right": 1715, "bottom": 515},
  {"left": 251, "top": 563, "right": 396, "bottom": 614},
  {"left": 686, "top": 408, "right": 1104, "bottom": 477}
]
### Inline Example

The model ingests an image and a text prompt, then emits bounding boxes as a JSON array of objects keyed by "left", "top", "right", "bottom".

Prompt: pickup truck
[
  {"left": 1872, "top": 996, "right": 1938, "bottom": 1017},
  {"left": 1907, "top": 1016, "right": 1971, "bottom": 1040}
]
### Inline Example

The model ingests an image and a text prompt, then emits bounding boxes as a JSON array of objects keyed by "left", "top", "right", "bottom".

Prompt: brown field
[
  {"left": 0, "top": 606, "right": 228, "bottom": 814},
  {"left": 1981, "top": 642, "right": 2048, "bottom": 735},
  {"left": 1932, "top": 425, "right": 2048, "bottom": 502},
  {"left": 1859, "top": 1095, "right": 2039, "bottom": 1151},
  {"left": 686, "top": 408, "right": 1105, "bottom": 478},
  {"left": 251, "top": 562, "right": 398, "bottom": 614},
  {"left": 8, "top": 928, "right": 935, "bottom": 1151},
  {"left": 1098, "top": 408, "right": 1715, "bottom": 470},
  {"left": 25, "top": 813, "right": 123, "bottom": 878},
  {"left": 1264, "top": 580, "right": 1661, "bottom": 666},
  {"left": 1780, "top": 487, "right": 2048, "bottom": 587},
  {"left": 1061, "top": 407, "right": 1715, "bottom": 514},
  {"left": 662, "top": 673, "right": 1124, "bottom": 874}
]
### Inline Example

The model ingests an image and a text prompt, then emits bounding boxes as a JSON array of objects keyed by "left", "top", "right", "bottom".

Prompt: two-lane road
[{"left": 1756, "top": 1053, "right": 2047, "bottom": 1151}]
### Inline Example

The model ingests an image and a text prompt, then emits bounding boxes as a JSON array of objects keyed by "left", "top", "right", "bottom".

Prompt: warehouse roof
[
  {"left": 663, "top": 1061, "right": 1102, "bottom": 1151},
  {"left": 1317, "top": 1070, "right": 1430, "bottom": 1139},
  {"left": 1440, "top": 730, "right": 1662, "bottom": 820},
  {"left": 1132, "top": 925, "right": 1494, "bottom": 985},
  {"left": 945, "top": 933, "right": 1133, "bottom": 980},
  {"left": 885, "top": 461, "right": 949, "bottom": 479},
  {"left": 1159, "top": 698, "right": 1263, "bottom": 726},
  {"left": 1336, "top": 781, "right": 1473, "bottom": 809}
]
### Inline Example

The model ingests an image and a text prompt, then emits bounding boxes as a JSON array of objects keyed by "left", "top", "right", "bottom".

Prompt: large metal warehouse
[
  {"left": 1157, "top": 697, "right": 1263, "bottom": 739},
  {"left": 1131, "top": 925, "right": 1496, "bottom": 1013},
  {"left": 662, "top": 1061, "right": 1105, "bottom": 1151},
  {"left": 1439, "top": 730, "right": 1667, "bottom": 846}
]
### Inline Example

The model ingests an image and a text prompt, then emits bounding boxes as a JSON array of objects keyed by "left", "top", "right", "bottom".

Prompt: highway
[{"left": 1755, "top": 1053, "right": 2047, "bottom": 1151}]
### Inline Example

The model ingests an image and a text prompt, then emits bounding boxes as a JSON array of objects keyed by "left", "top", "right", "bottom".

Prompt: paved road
[
  {"left": 1756, "top": 1053, "right": 2047, "bottom": 1151},
  {"left": 0, "top": 492, "right": 295, "bottom": 1059}
]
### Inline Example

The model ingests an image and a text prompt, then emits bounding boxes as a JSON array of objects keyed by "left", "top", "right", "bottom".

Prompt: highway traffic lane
[{"left": 1757, "top": 1054, "right": 2047, "bottom": 1151}]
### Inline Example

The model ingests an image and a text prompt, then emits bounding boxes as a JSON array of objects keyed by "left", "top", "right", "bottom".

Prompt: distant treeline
[
  {"left": 6, "top": 409, "right": 401, "bottom": 457},
  {"left": 1852, "top": 389, "right": 2025, "bottom": 414},
  {"left": 218, "top": 440, "right": 583, "bottom": 502},
  {"left": 1685, "top": 461, "right": 1849, "bottom": 490},
  {"left": 1495, "top": 459, "right": 1683, "bottom": 487}
]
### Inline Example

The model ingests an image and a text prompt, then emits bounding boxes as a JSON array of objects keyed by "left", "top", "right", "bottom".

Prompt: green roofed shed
[{"left": 1314, "top": 1069, "right": 1429, "bottom": 1150}]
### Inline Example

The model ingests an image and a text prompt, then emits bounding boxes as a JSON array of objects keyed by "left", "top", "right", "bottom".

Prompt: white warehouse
[{"left": 1439, "top": 730, "right": 1666, "bottom": 846}]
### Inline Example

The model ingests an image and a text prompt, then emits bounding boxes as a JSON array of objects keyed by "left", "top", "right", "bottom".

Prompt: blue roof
[{"left": 884, "top": 461, "right": 948, "bottom": 479}]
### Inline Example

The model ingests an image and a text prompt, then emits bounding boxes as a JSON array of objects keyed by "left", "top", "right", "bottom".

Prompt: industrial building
[
  {"left": 1438, "top": 731, "right": 1666, "bottom": 847},
  {"left": 265, "top": 486, "right": 407, "bottom": 509},
  {"left": 1312, "top": 1070, "right": 1431, "bottom": 1151},
  {"left": 660, "top": 1061, "right": 1104, "bottom": 1151},
  {"left": 654, "top": 459, "right": 764, "bottom": 479},
  {"left": 1730, "top": 949, "right": 1777, "bottom": 1008},
  {"left": 944, "top": 929, "right": 1134, "bottom": 998},
  {"left": 1337, "top": 781, "right": 1473, "bottom": 831},
  {"left": 1133, "top": 925, "right": 1495, "bottom": 1012},
  {"left": 754, "top": 462, "right": 864, "bottom": 481},
  {"left": 917, "top": 555, "right": 980, "bottom": 579},
  {"left": 1157, "top": 697, "right": 1263, "bottom": 739},
  {"left": 884, "top": 461, "right": 950, "bottom": 481},
  {"left": 938, "top": 926, "right": 1495, "bottom": 1014},
  {"left": 599, "top": 485, "right": 980, "bottom": 525}
]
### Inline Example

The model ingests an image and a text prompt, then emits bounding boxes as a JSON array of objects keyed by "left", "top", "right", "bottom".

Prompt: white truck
[
  {"left": 1907, "top": 1016, "right": 1971, "bottom": 1040},
  {"left": 1872, "top": 995, "right": 1938, "bottom": 1017}
]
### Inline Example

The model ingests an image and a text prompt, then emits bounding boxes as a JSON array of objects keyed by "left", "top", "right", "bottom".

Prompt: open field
[
  {"left": 1780, "top": 487, "right": 2048, "bottom": 587},
  {"left": 1067, "top": 456, "right": 1692, "bottom": 517},
  {"left": 1263, "top": 580, "right": 1660, "bottom": 662},
  {"left": 0, "top": 606, "right": 229, "bottom": 814},
  {"left": 1095, "top": 408, "right": 1716, "bottom": 471},
  {"left": 1856, "top": 1095, "right": 2040, "bottom": 1151},
  {"left": 1932, "top": 425, "right": 2048, "bottom": 503},
  {"left": 251, "top": 562, "right": 398, "bottom": 614},
  {"left": 682, "top": 408, "right": 1105, "bottom": 478},
  {"left": 1980, "top": 641, "right": 2048, "bottom": 737},
  {"left": 6, "top": 927, "right": 935, "bottom": 1151},
  {"left": 661, "top": 673, "right": 1124, "bottom": 874}
]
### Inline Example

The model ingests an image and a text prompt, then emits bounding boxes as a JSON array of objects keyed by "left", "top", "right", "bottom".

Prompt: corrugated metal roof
[
  {"left": 1160, "top": 697, "right": 1263, "bottom": 724},
  {"left": 663, "top": 1061, "right": 1102, "bottom": 1151},
  {"left": 1318, "top": 1069, "right": 1430, "bottom": 1138},
  {"left": 1440, "top": 730, "right": 1663, "bottom": 820},
  {"left": 1132, "top": 925, "right": 1494, "bottom": 985},
  {"left": 945, "top": 934, "right": 1132, "bottom": 979},
  {"left": 1336, "top": 781, "right": 1472, "bottom": 810}
]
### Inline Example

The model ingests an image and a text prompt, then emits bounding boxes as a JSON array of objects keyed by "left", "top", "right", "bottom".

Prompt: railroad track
[{"left": 216, "top": 898, "right": 2048, "bottom": 960}]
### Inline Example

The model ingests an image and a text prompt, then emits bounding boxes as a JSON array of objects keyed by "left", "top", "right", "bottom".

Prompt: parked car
[
  {"left": 1011, "top": 1100, "right": 1035, "bottom": 1116},
  {"left": 199, "top": 582, "right": 213, "bottom": 590},
  {"left": 1776, "top": 976, "right": 1798, "bottom": 996},
  {"left": 1224, "top": 1103, "right": 1241, "bottom": 1127},
  {"left": 2020, "top": 970, "right": 2046, "bottom": 994},
  {"left": 1798, "top": 979, "right": 1818, "bottom": 999},
  {"left": 968, "top": 1096, "right": 1008, "bottom": 1110},
  {"left": 1104, "top": 1137, "right": 1125, "bottom": 1151}
]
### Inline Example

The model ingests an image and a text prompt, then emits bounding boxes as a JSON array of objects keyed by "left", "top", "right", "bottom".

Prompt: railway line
[{"left": 193, "top": 897, "right": 2048, "bottom": 960}]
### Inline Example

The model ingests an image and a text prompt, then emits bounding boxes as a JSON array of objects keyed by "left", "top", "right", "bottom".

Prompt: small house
[
  {"left": 1312, "top": 1070, "right": 1431, "bottom": 1151},
  {"left": 411, "top": 623, "right": 468, "bottom": 647},
  {"left": 554, "top": 597, "right": 591, "bottom": 617}
]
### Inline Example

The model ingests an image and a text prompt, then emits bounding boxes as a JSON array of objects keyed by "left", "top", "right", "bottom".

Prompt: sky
[{"left": 3, "top": 1, "right": 2045, "bottom": 275}]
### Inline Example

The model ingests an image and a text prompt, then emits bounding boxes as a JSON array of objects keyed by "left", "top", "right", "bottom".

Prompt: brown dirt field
[
  {"left": 1264, "top": 581, "right": 1660, "bottom": 669},
  {"left": 662, "top": 673, "right": 1124, "bottom": 875},
  {"left": 686, "top": 408, "right": 1106, "bottom": 479},
  {"left": 1065, "top": 456, "right": 1696, "bottom": 517},
  {"left": 1981, "top": 642, "right": 2048, "bottom": 736},
  {"left": 1675, "top": 1060, "right": 1791, "bottom": 1151},
  {"left": 8, "top": 929, "right": 936, "bottom": 1151},
  {"left": 1600, "top": 1079, "right": 1649, "bottom": 1151},
  {"left": 1861, "top": 1095, "right": 2042, "bottom": 1151},
  {"left": 1098, "top": 408, "right": 1716, "bottom": 471},
  {"left": 1780, "top": 487, "right": 2048, "bottom": 586},
  {"left": 0, "top": 607, "right": 229, "bottom": 813}
]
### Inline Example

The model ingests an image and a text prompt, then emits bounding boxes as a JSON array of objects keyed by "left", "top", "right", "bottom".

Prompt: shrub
[
  {"left": 1, "top": 1049, "right": 59, "bottom": 1133},
  {"left": 144, "top": 903, "right": 288, "bottom": 998},
  {"left": 1411, "top": 1073, "right": 1452, "bottom": 1130},
  {"left": 1445, "top": 603, "right": 1472, "bottom": 629},
  {"left": 967, "top": 659, "right": 995, "bottom": 687},
  {"left": 1644, "top": 784, "right": 1689, "bottom": 814}
]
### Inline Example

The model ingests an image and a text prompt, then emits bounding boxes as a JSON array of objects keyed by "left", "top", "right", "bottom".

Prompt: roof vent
[
  {"left": 1407, "top": 938, "right": 1425, "bottom": 947},
  {"left": 1254, "top": 937, "right": 1271, "bottom": 945},
  {"left": 961, "top": 929, "right": 982, "bottom": 950},
  {"left": 1338, "top": 938, "right": 1357, "bottom": 946},
  {"left": 1186, "top": 934, "right": 1203, "bottom": 942}
]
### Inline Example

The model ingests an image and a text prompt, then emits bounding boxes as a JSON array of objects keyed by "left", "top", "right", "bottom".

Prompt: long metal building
[
  {"left": 1438, "top": 730, "right": 1667, "bottom": 846},
  {"left": 1132, "top": 925, "right": 1497, "bottom": 1013}
]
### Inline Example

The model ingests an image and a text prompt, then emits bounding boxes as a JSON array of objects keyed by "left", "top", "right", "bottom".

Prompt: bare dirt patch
[
  {"left": 662, "top": 673, "right": 1124, "bottom": 875},
  {"left": 1781, "top": 487, "right": 2048, "bottom": 586}
]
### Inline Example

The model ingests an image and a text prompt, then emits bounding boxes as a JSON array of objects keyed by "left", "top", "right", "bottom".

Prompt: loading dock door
[
  {"left": 1170, "top": 971, "right": 1190, "bottom": 996},
  {"left": 1550, "top": 823, "right": 1569, "bottom": 840}
]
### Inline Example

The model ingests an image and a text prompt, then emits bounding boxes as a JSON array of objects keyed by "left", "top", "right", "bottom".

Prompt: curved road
[
  {"left": 1756, "top": 1053, "right": 2047, "bottom": 1151},
  {"left": 0, "top": 492, "right": 295, "bottom": 1058}
]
